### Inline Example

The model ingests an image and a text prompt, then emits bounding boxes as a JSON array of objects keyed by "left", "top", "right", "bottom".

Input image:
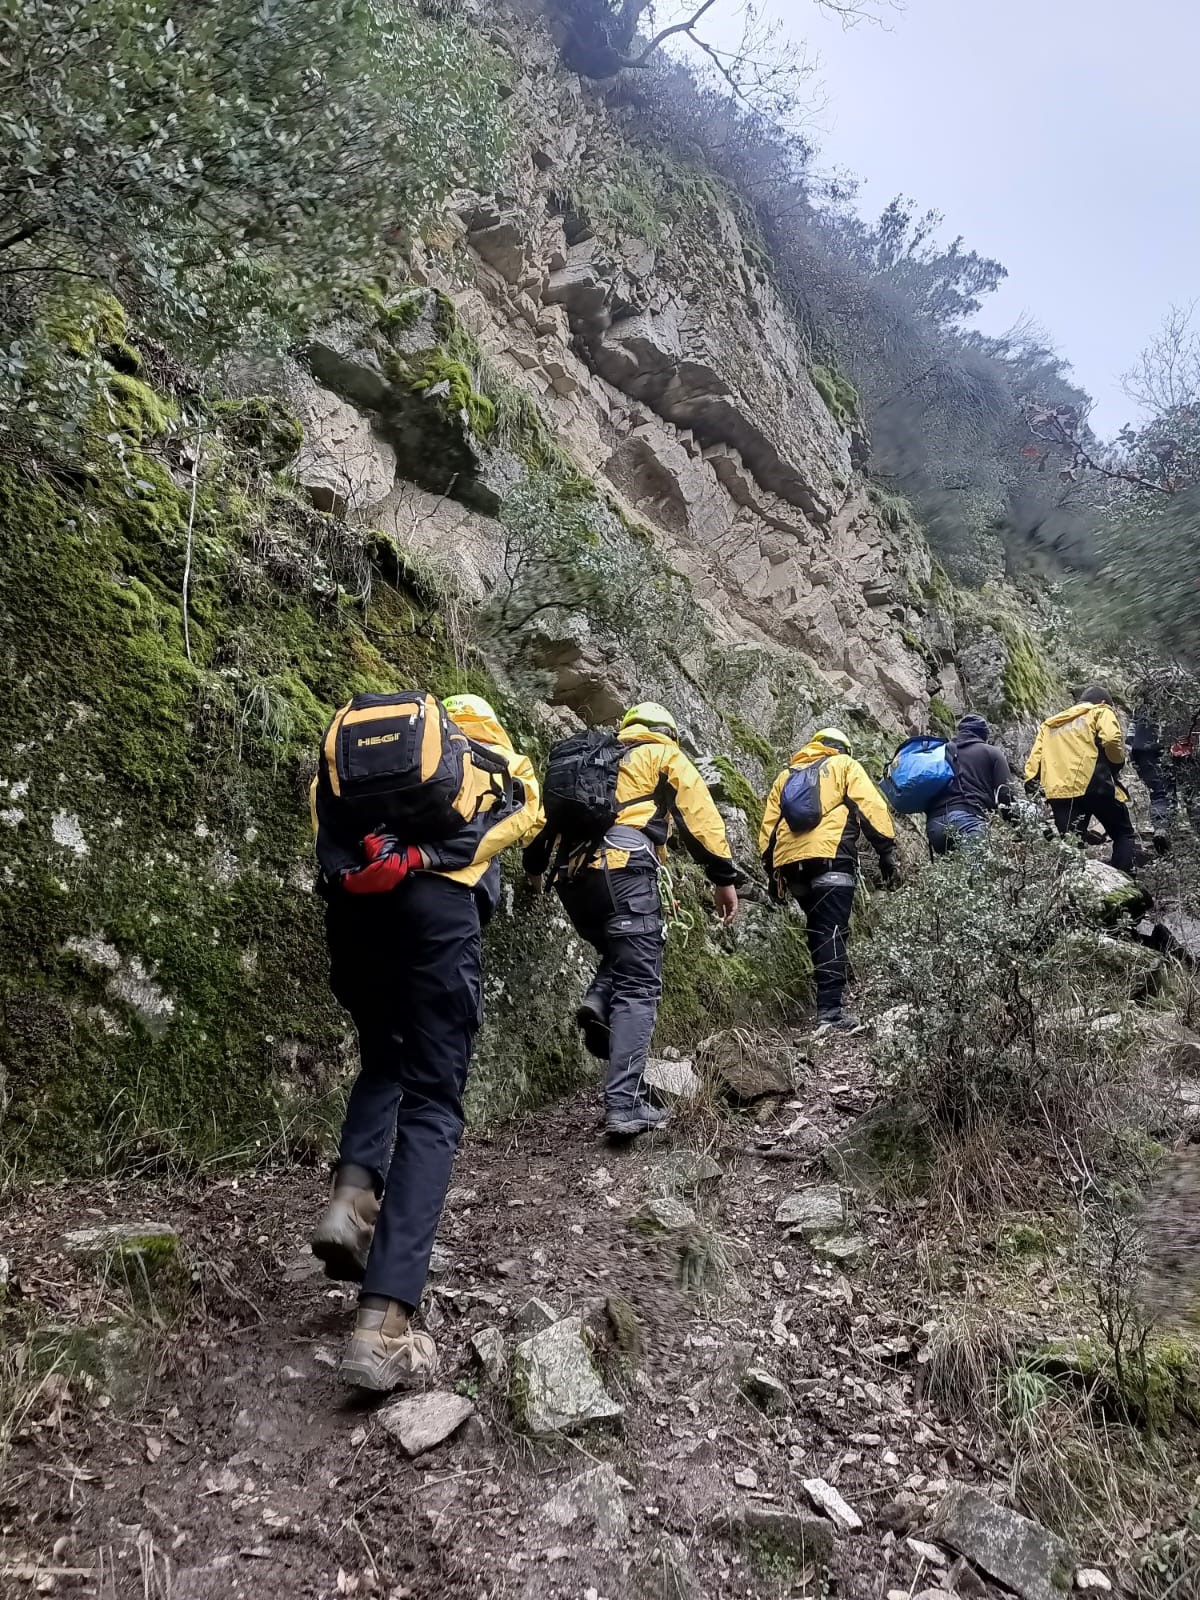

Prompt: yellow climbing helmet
[
  {"left": 811, "top": 726, "right": 853, "bottom": 754},
  {"left": 621, "top": 701, "right": 678, "bottom": 736},
  {"left": 443, "top": 693, "right": 496, "bottom": 721}
]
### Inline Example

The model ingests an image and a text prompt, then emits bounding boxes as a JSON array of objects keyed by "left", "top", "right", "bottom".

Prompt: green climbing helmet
[{"left": 621, "top": 701, "right": 678, "bottom": 736}]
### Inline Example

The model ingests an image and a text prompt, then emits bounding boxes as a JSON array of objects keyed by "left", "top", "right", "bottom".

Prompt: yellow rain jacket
[
  {"left": 523, "top": 727, "right": 738, "bottom": 884},
  {"left": 312, "top": 700, "right": 542, "bottom": 905},
  {"left": 1024, "top": 702, "right": 1127, "bottom": 801},
  {"left": 759, "top": 742, "right": 895, "bottom": 873}
]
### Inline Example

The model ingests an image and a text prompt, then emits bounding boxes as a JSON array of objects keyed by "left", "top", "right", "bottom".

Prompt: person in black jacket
[{"left": 925, "top": 713, "right": 1016, "bottom": 855}]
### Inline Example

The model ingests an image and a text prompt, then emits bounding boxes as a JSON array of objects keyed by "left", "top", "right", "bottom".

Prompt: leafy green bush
[
  {"left": 0, "top": 0, "right": 509, "bottom": 434},
  {"left": 862, "top": 819, "right": 1151, "bottom": 1197}
]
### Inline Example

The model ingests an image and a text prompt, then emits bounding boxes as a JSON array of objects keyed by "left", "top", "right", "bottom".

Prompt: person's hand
[
  {"left": 525, "top": 873, "right": 545, "bottom": 895},
  {"left": 714, "top": 883, "right": 739, "bottom": 924},
  {"left": 879, "top": 852, "right": 899, "bottom": 889},
  {"left": 342, "top": 833, "right": 423, "bottom": 894}
]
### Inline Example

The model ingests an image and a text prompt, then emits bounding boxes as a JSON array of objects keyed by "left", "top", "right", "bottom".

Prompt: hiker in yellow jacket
[
  {"left": 523, "top": 702, "right": 739, "bottom": 1137},
  {"left": 310, "top": 693, "right": 542, "bottom": 1393},
  {"left": 760, "top": 728, "right": 896, "bottom": 1032},
  {"left": 1025, "top": 684, "right": 1134, "bottom": 872}
]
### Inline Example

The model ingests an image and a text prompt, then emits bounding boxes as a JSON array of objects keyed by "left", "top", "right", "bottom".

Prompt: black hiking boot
[{"left": 604, "top": 1101, "right": 669, "bottom": 1139}]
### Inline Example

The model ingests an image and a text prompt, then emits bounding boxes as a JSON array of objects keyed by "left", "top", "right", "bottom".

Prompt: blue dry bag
[
  {"left": 780, "top": 756, "right": 831, "bottom": 832},
  {"left": 882, "top": 736, "right": 955, "bottom": 814}
]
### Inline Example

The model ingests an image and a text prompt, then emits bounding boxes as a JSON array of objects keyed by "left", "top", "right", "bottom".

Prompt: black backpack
[
  {"left": 542, "top": 730, "right": 628, "bottom": 851},
  {"left": 317, "top": 690, "right": 505, "bottom": 844}
]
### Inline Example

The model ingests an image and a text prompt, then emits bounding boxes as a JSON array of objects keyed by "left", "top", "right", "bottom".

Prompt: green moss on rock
[
  {"left": 929, "top": 695, "right": 956, "bottom": 736},
  {"left": 713, "top": 755, "right": 763, "bottom": 837},
  {"left": 658, "top": 867, "right": 811, "bottom": 1044},
  {"left": 410, "top": 351, "right": 497, "bottom": 440},
  {"left": 211, "top": 396, "right": 304, "bottom": 471},
  {"left": 999, "top": 620, "right": 1056, "bottom": 717},
  {"left": 811, "top": 364, "right": 859, "bottom": 426}
]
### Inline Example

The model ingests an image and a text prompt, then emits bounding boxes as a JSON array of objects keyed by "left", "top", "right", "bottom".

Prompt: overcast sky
[{"left": 699, "top": 0, "right": 1199, "bottom": 439}]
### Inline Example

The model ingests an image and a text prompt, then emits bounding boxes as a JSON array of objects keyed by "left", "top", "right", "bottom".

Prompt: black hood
[{"left": 955, "top": 714, "right": 990, "bottom": 744}]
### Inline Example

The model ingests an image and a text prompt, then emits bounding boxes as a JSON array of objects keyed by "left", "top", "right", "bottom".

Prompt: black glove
[
  {"left": 879, "top": 851, "right": 899, "bottom": 888},
  {"left": 1024, "top": 777, "right": 1042, "bottom": 799}
]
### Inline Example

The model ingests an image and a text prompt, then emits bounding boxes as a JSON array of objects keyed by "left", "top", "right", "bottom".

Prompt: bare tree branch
[{"left": 617, "top": 0, "right": 719, "bottom": 65}]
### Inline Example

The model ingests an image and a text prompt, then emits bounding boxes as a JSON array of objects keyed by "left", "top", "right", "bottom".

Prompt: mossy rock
[
  {"left": 0, "top": 338, "right": 592, "bottom": 1175},
  {"left": 1032, "top": 1332, "right": 1200, "bottom": 1432},
  {"left": 928, "top": 695, "right": 957, "bottom": 737},
  {"left": 811, "top": 363, "right": 859, "bottom": 426},
  {"left": 211, "top": 396, "right": 304, "bottom": 471}
]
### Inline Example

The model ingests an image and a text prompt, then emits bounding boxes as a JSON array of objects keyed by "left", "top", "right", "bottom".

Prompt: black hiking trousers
[
  {"left": 783, "top": 863, "right": 857, "bottom": 1015},
  {"left": 324, "top": 873, "right": 482, "bottom": 1310},
  {"left": 555, "top": 861, "right": 665, "bottom": 1114},
  {"left": 1049, "top": 793, "right": 1136, "bottom": 874}
]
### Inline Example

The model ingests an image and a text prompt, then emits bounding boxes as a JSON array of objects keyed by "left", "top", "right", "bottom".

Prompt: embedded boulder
[
  {"left": 931, "top": 1485, "right": 1075, "bottom": 1600},
  {"left": 510, "top": 1315, "right": 623, "bottom": 1436},
  {"left": 539, "top": 1464, "right": 630, "bottom": 1549}
]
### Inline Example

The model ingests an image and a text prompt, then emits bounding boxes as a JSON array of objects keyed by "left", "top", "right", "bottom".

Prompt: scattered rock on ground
[
  {"left": 633, "top": 1195, "right": 698, "bottom": 1233},
  {"left": 377, "top": 1391, "right": 474, "bottom": 1458},
  {"left": 823, "top": 1099, "right": 931, "bottom": 1190},
  {"left": 539, "top": 1464, "right": 629, "bottom": 1549},
  {"left": 699, "top": 1030, "right": 793, "bottom": 1101},
  {"left": 739, "top": 1365, "right": 791, "bottom": 1412},
  {"left": 932, "top": 1484, "right": 1075, "bottom": 1600},
  {"left": 813, "top": 1231, "right": 869, "bottom": 1262},
  {"left": 776, "top": 1187, "right": 844, "bottom": 1234},
  {"left": 1074, "top": 1568, "right": 1112, "bottom": 1593},
  {"left": 715, "top": 1503, "right": 836, "bottom": 1567},
  {"left": 511, "top": 1315, "right": 623, "bottom": 1436},
  {"left": 1073, "top": 859, "right": 1151, "bottom": 922},
  {"left": 511, "top": 1295, "right": 559, "bottom": 1334},
  {"left": 906, "top": 1537, "right": 948, "bottom": 1566},
  {"left": 643, "top": 1056, "right": 701, "bottom": 1103},
  {"left": 803, "top": 1476, "right": 863, "bottom": 1532},
  {"left": 470, "top": 1325, "right": 506, "bottom": 1384},
  {"left": 1158, "top": 908, "right": 1200, "bottom": 963},
  {"left": 647, "top": 1151, "right": 723, "bottom": 1195},
  {"left": 60, "top": 1222, "right": 179, "bottom": 1265}
]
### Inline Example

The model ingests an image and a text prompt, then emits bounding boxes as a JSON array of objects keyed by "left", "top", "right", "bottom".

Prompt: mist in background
[{"left": 702, "top": 0, "right": 1200, "bottom": 442}]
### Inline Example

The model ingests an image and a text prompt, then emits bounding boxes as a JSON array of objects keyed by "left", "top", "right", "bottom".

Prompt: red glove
[{"left": 341, "top": 834, "right": 424, "bottom": 895}]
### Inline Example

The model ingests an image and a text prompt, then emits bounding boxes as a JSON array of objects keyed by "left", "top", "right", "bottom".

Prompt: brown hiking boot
[
  {"left": 311, "top": 1178, "right": 380, "bottom": 1283},
  {"left": 338, "top": 1301, "right": 438, "bottom": 1393}
]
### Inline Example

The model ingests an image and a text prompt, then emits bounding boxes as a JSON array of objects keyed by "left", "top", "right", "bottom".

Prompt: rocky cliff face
[{"left": 272, "top": 11, "right": 961, "bottom": 743}]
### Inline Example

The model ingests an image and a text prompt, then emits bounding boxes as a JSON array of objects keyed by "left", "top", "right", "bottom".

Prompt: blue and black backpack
[
  {"left": 779, "top": 756, "right": 833, "bottom": 833},
  {"left": 882, "top": 736, "right": 956, "bottom": 814}
]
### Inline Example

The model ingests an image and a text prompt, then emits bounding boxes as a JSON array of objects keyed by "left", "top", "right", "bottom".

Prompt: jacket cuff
[{"left": 705, "top": 858, "right": 742, "bottom": 888}]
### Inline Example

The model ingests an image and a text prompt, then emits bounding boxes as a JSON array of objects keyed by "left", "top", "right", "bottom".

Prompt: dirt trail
[{"left": 1, "top": 1036, "right": 1004, "bottom": 1600}]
